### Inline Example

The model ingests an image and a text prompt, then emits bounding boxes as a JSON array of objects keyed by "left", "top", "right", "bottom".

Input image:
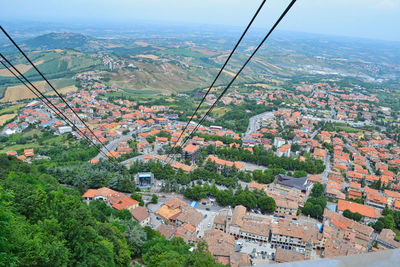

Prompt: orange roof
[
  {"left": 17, "top": 155, "right": 26, "bottom": 161},
  {"left": 82, "top": 189, "right": 98, "bottom": 198},
  {"left": 308, "top": 175, "right": 322, "bottom": 183},
  {"left": 112, "top": 196, "right": 139, "bottom": 210},
  {"left": 347, "top": 190, "right": 362, "bottom": 199},
  {"left": 349, "top": 181, "right": 361, "bottom": 189},
  {"left": 366, "top": 194, "right": 387, "bottom": 205},
  {"left": 332, "top": 218, "right": 347, "bottom": 230},
  {"left": 244, "top": 147, "right": 253, "bottom": 153},
  {"left": 394, "top": 200, "right": 400, "bottom": 209},
  {"left": 384, "top": 190, "right": 400, "bottom": 199},
  {"left": 347, "top": 171, "right": 363, "bottom": 179},
  {"left": 183, "top": 143, "right": 199, "bottom": 153},
  {"left": 24, "top": 148, "right": 34, "bottom": 157},
  {"left": 314, "top": 148, "right": 326, "bottom": 158},
  {"left": 90, "top": 159, "right": 99, "bottom": 164},
  {"left": 171, "top": 162, "right": 194, "bottom": 172},
  {"left": 206, "top": 155, "right": 243, "bottom": 169},
  {"left": 249, "top": 182, "right": 267, "bottom": 191},
  {"left": 215, "top": 140, "right": 224, "bottom": 147},
  {"left": 6, "top": 151, "right": 17, "bottom": 156},
  {"left": 106, "top": 151, "right": 119, "bottom": 158},
  {"left": 338, "top": 200, "right": 380, "bottom": 218}
]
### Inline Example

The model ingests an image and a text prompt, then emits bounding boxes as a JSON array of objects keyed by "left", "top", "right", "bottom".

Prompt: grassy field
[
  {"left": 1, "top": 77, "right": 76, "bottom": 102},
  {"left": 0, "top": 60, "right": 44, "bottom": 77},
  {"left": 0, "top": 103, "right": 25, "bottom": 115},
  {"left": 0, "top": 81, "right": 47, "bottom": 102},
  {"left": 0, "top": 113, "right": 18, "bottom": 126},
  {"left": 211, "top": 107, "right": 230, "bottom": 117},
  {"left": 46, "top": 85, "right": 77, "bottom": 96},
  {"left": 0, "top": 129, "right": 69, "bottom": 154}
]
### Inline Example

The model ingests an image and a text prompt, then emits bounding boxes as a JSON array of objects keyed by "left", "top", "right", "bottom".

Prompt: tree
[
  {"left": 151, "top": 194, "right": 158, "bottom": 204},
  {"left": 293, "top": 170, "right": 308, "bottom": 178},
  {"left": 372, "top": 220, "right": 384, "bottom": 232},
  {"left": 343, "top": 209, "right": 353, "bottom": 220},
  {"left": 311, "top": 183, "right": 324, "bottom": 198},
  {"left": 257, "top": 196, "right": 276, "bottom": 213},
  {"left": 131, "top": 192, "right": 144, "bottom": 206},
  {"left": 353, "top": 212, "right": 362, "bottom": 222}
]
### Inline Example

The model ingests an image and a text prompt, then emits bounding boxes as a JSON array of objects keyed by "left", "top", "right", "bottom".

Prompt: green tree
[
  {"left": 311, "top": 183, "right": 324, "bottom": 198},
  {"left": 257, "top": 196, "right": 276, "bottom": 213},
  {"left": 131, "top": 192, "right": 144, "bottom": 206},
  {"left": 151, "top": 194, "right": 158, "bottom": 204}
]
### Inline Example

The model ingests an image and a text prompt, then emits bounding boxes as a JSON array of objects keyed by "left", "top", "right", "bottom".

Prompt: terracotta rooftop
[
  {"left": 130, "top": 206, "right": 150, "bottom": 222},
  {"left": 338, "top": 199, "right": 381, "bottom": 219}
]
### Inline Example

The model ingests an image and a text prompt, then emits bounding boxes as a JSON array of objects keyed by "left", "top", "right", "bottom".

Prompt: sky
[{"left": 1, "top": 0, "right": 400, "bottom": 41}]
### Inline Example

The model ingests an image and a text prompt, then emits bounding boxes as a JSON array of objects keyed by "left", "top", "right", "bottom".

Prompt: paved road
[
  {"left": 365, "top": 159, "right": 376, "bottom": 176},
  {"left": 322, "top": 151, "right": 331, "bottom": 184},
  {"left": 196, "top": 209, "right": 217, "bottom": 238},
  {"left": 242, "top": 162, "right": 268, "bottom": 172},
  {"left": 245, "top": 111, "right": 274, "bottom": 137},
  {"left": 310, "top": 127, "right": 321, "bottom": 139}
]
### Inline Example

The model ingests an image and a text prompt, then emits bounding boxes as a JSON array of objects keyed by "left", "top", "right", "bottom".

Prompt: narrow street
[{"left": 245, "top": 111, "right": 274, "bottom": 137}]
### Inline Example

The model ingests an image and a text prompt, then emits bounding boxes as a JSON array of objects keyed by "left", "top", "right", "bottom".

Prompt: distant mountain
[{"left": 23, "top": 32, "right": 103, "bottom": 52}]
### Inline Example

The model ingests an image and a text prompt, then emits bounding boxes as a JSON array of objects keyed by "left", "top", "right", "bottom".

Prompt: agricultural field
[
  {"left": 0, "top": 113, "right": 18, "bottom": 126},
  {"left": 0, "top": 60, "right": 44, "bottom": 77},
  {"left": 0, "top": 81, "right": 47, "bottom": 102}
]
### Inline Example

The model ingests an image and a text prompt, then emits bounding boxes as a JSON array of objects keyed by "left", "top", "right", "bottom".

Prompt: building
[
  {"left": 274, "top": 137, "right": 285, "bottom": 148},
  {"left": 156, "top": 224, "right": 176, "bottom": 240},
  {"left": 57, "top": 126, "right": 73, "bottom": 134},
  {"left": 337, "top": 199, "right": 381, "bottom": 224},
  {"left": 222, "top": 205, "right": 272, "bottom": 242},
  {"left": 130, "top": 206, "right": 150, "bottom": 226},
  {"left": 276, "top": 174, "right": 312, "bottom": 194},
  {"left": 275, "top": 199, "right": 298, "bottom": 217},
  {"left": 275, "top": 247, "right": 305, "bottom": 263},
  {"left": 82, "top": 187, "right": 139, "bottom": 211},
  {"left": 277, "top": 144, "right": 291, "bottom": 157},
  {"left": 205, "top": 155, "right": 244, "bottom": 171},
  {"left": 270, "top": 222, "right": 322, "bottom": 253},
  {"left": 182, "top": 143, "right": 200, "bottom": 162},
  {"left": 376, "top": 229, "right": 400, "bottom": 249},
  {"left": 135, "top": 172, "right": 154, "bottom": 188},
  {"left": 155, "top": 197, "right": 203, "bottom": 227},
  {"left": 203, "top": 229, "right": 250, "bottom": 267}
]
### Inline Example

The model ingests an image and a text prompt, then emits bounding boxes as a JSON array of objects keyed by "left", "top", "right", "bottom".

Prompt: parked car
[{"left": 206, "top": 207, "right": 210, "bottom": 211}]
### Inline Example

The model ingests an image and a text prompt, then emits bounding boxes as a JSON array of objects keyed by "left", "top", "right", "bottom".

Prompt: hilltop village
[{"left": 2, "top": 76, "right": 400, "bottom": 266}]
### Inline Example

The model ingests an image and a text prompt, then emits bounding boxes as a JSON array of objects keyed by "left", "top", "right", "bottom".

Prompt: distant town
[{"left": 2, "top": 72, "right": 400, "bottom": 266}]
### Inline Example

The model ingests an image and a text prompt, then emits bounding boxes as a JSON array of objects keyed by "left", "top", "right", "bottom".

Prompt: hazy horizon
[{"left": 1, "top": 0, "right": 400, "bottom": 42}]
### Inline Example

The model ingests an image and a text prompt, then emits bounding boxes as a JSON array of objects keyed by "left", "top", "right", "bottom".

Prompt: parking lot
[{"left": 196, "top": 208, "right": 218, "bottom": 238}]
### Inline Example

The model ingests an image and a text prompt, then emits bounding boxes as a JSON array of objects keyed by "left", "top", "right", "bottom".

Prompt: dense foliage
[
  {"left": 211, "top": 145, "right": 325, "bottom": 174},
  {"left": 183, "top": 183, "right": 276, "bottom": 212},
  {"left": 371, "top": 207, "right": 400, "bottom": 234},
  {"left": 302, "top": 183, "right": 327, "bottom": 219},
  {"left": 343, "top": 209, "right": 362, "bottom": 222},
  {"left": 46, "top": 160, "right": 135, "bottom": 193},
  {"left": 0, "top": 155, "right": 223, "bottom": 267},
  {"left": 209, "top": 100, "right": 276, "bottom": 133}
]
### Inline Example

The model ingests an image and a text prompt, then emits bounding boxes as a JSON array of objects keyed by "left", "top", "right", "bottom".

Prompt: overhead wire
[
  {"left": 167, "top": 0, "right": 267, "bottom": 163},
  {"left": 180, "top": 0, "right": 297, "bottom": 148}
]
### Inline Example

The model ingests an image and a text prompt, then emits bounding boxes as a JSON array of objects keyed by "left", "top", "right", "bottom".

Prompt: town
[{"left": 2, "top": 75, "right": 400, "bottom": 266}]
